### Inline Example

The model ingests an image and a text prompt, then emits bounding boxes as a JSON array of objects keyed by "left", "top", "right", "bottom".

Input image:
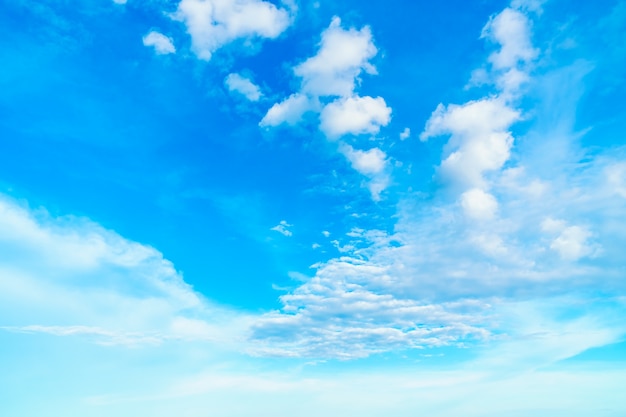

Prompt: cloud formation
[
  {"left": 225, "top": 73, "right": 262, "bottom": 101},
  {"left": 261, "top": 17, "right": 393, "bottom": 199},
  {"left": 171, "top": 0, "right": 293, "bottom": 60},
  {"left": 142, "top": 31, "right": 176, "bottom": 55}
]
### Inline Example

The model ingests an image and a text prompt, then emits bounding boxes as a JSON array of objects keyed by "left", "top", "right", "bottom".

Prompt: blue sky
[{"left": 1, "top": 0, "right": 626, "bottom": 415}]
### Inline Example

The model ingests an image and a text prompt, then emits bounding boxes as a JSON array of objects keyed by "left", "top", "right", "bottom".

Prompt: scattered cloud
[
  {"left": 171, "top": 0, "right": 293, "bottom": 60},
  {"left": 225, "top": 73, "right": 262, "bottom": 101},
  {"left": 142, "top": 31, "right": 176, "bottom": 55},
  {"left": 260, "top": 93, "right": 317, "bottom": 127},
  {"left": 400, "top": 127, "right": 411, "bottom": 140},
  {"left": 294, "top": 16, "right": 378, "bottom": 97},
  {"left": 271, "top": 220, "right": 293, "bottom": 237}
]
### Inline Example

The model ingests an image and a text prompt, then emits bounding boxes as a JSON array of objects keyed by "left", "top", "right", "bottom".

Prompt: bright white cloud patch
[
  {"left": 421, "top": 98, "right": 519, "bottom": 188},
  {"left": 460, "top": 188, "right": 498, "bottom": 220},
  {"left": 341, "top": 145, "right": 387, "bottom": 176},
  {"left": 171, "top": 0, "right": 293, "bottom": 60},
  {"left": 482, "top": 8, "right": 538, "bottom": 70},
  {"left": 142, "top": 31, "right": 176, "bottom": 55},
  {"left": 260, "top": 17, "right": 392, "bottom": 200},
  {"left": 294, "top": 16, "right": 378, "bottom": 97},
  {"left": 400, "top": 127, "right": 411, "bottom": 140},
  {"left": 319, "top": 95, "right": 391, "bottom": 138},
  {"left": 225, "top": 73, "right": 262, "bottom": 101}
]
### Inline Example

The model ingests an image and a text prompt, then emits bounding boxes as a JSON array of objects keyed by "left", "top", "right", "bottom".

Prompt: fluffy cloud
[
  {"left": 421, "top": 98, "right": 519, "bottom": 188},
  {"left": 341, "top": 145, "right": 387, "bottom": 176},
  {"left": 225, "top": 73, "right": 262, "bottom": 101},
  {"left": 260, "top": 17, "right": 392, "bottom": 199},
  {"left": 294, "top": 17, "right": 378, "bottom": 97},
  {"left": 319, "top": 95, "right": 391, "bottom": 138},
  {"left": 400, "top": 127, "right": 411, "bottom": 140},
  {"left": 142, "top": 31, "right": 176, "bottom": 55},
  {"left": 171, "top": 0, "right": 293, "bottom": 60},
  {"left": 482, "top": 8, "right": 538, "bottom": 70},
  {"left": 259, "top": 93, "right": 317, "bottom": 127},
  {"left": 340, "top": 144, "right": 390, "bottom": 200},
  {"left": 250, "top": 2, "right": 626, "bottom": 360}
]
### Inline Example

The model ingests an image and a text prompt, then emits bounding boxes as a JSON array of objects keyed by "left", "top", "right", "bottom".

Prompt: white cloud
[
  {"left": 142, "top": 31, "right": 176, "bottom": 55},
  {"left": 171, "top": 0, "right": 293, "bottom": 60},
  {"left": 271, "top": 220, "right": 293, "bottom": 237},
  {"left": 541, "top": 218, "right": 593, "bottom": 261},
  {"left": 481, "top": 7, "right": 538, "bottom": 70},
  {"left": 341, "top": 145, "right": 387, "bottom": 176},
  {"left": 400, "top": 127, "right": 411, "bottom": 140},
  {"left": 421, "top": 98, "right": 520, "bottom": 188},
  {"left": 460, "top": 188, "right": 498, "bottom": 220},
  {"left": 319, "top": 95, "right": 391, "bottom": 138},
  {"left": 225, "top": 73, "right": 262, "bottom": 101},
  {"left": 340, "top": 144, "right": 390, "bottom": 200},
  {"left": 294, "top": 16, "right": 378, "bottom": 97},
  {"left": 259, "top": 93, "right": 317, "bottom": 127},
  {"left": 0, "top": 193, "right": 245, "bottom": 347}
]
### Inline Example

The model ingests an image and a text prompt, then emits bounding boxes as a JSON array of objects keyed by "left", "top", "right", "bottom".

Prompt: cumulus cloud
[
  {"left": 260, "top": 17, "right": 392, "bottom": 199},
  {"left": 341, "top": 145, "right": 387, "bottom": 176},
  {"left": 294, "top": 16, "right": 378, "bottom": 97},
  {"left": 225, "top": 73, "right": 262, "bottom": 101},
  {"left": 482, "top": 8, "right": 538, "bottom": 70},
  {"left": 421, "top": 98, "right": 520, "bottom": 188},
  {"left": 319, "top": 95, "right": 391, "bottom": 138},
  {"left": 399, "top": 127, "right": 411, "bottom": 140},
  {"left": 171, "top": 0, "right": 293, "bottom": 60},
  {"left": 259, "top": 93, "right": 316, "bottom": 127},
  {"left": 340, "top": 145, "right": 390, "bottom": 200},
  {"left": 250, "top": 2, "right": 626, "bottom": 360},
  {"left": 142, "top": 30, "right": 176, "bottom": 55}
]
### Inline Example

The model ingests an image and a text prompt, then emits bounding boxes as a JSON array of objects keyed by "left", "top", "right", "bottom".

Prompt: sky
[{"left": 1, "top": 0, "right": 626, "bottom": 415}]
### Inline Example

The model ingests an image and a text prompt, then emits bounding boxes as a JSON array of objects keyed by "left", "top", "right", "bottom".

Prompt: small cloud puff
[
  {"left": 271, "top": 220, "right": 293, "bottom": 237},
  {"left": 225, "top": 73, "right": 262, "bottom": 101},
  {"left": 142, "top": 31, "right": 176, "bottom": 55},
  {"left": 399, "top": 127, "right": 411, "bottom": 140}
]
